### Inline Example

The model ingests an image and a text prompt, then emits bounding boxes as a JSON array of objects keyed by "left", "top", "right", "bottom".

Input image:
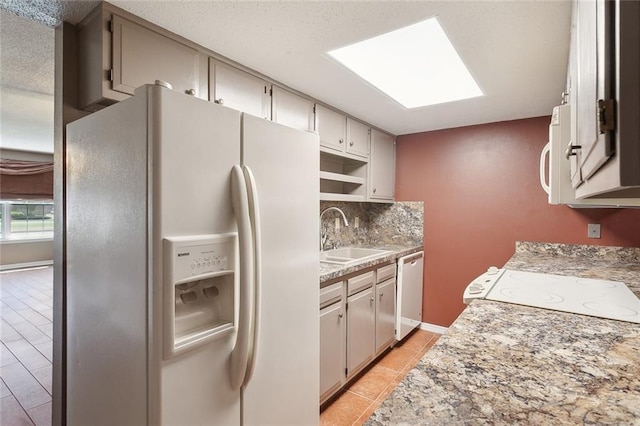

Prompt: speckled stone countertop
[
  {"left": 320, "top": 245, "right": 423, "bottom": 286},
  {"left": 367, "top": 242, "right": 640, "bottom": 425}
]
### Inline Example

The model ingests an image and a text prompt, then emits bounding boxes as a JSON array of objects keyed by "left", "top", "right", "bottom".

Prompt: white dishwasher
[{"left": 395, "top": 251, "right": 424, "bottom": 341}]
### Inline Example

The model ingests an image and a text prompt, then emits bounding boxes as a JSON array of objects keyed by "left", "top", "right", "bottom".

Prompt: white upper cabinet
[
  {"left": 271, "top": 86, "right": 315, "bottom": 132},
  {"left": 316, "top": 105, "right": 347, "bottom": 153},
  {"left": 573, "top": 0, "right": 612, "bottom": 183},
  {"left": 346, "top": 118, "right": 370, "bottom": 159},
  {"left": 571, "top": 0, "right": 640, "bottom": 199},
  {"left": 316, "top": 105, "right": 369, "bottom": 160},
  {"left": 209, "top": 59, "right": 271, "bottom": 119},
  {"left": 111, "top": 16, "right": 203, "bottom": 98},
  {"left": 77, "top": 6, "right": 208, "bottom": 110},
  {"left": 368, "top": 130, "right": 396, "bottom": 201}
]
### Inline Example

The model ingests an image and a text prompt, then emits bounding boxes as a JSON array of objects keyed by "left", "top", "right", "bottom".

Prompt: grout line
[{"left": 0, "top": 267, "right": 53, "bottom": 425}]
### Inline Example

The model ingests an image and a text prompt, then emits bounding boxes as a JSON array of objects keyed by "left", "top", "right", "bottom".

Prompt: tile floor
[
  {"left": 320, "top": 329, "right": 440, "bottom": 426},
  {"left": 0, "top": 266, "right": 53, "bottom": 426}
]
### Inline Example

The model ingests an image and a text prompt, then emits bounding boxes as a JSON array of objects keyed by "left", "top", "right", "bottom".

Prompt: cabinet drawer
[
  {"left": 320, "top": 281, "right": 343, "bottom": 309},
  {"left": 376, "top": 263, "right": 396, "bottom": 284},
  {"left": 347, "top": 271, "right": 374, "bottom": 296}
]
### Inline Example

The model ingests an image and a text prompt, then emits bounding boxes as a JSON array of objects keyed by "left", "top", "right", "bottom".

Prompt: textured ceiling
[
  {"left": 0, "top": 0, "right": 572, "bottom": 154},
  {"left": 1, "top": 9, "right": 54, "bottom": 153}
]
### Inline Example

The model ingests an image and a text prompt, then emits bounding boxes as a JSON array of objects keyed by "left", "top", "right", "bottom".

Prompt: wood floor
[
  {"left": 0, "top": 266, "right": 53, "bottom": 426},
  {"left": 320, "top": 329, "right": 440, "bottom": 426}
]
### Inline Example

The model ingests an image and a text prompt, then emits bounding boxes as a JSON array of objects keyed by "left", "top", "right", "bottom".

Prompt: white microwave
[{"left": 539, "top": 104, "right": 640, "bottom": 208}]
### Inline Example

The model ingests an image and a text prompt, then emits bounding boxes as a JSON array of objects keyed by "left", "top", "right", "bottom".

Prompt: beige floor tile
[
  {"left": 0, "top": 342, "right": 19, "bottom": 368},
  {"left": 0, "top": 379, "right": 12, "bottom": 399},
  {"left": 28, "top": 401, "right": 51, "bottom": 426},
  {"left": 9, "top": 321, "right": 50, "bottom": 346},
  {"left": 31, "top": 366, "right": 52, "bottom": 395},
  {"left": 0, "top": 395, "right": 34, "bottom": 425},
  {"left": 4, "top": 339, "right": 50, "bottom": 371},
  {"left": 0, "top": 362, "right": 50, "bottom": 411}
]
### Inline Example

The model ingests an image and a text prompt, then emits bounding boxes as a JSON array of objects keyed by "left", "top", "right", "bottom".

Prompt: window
[{"left": 0, "top": 201, "right": 54, "bottom": 240}]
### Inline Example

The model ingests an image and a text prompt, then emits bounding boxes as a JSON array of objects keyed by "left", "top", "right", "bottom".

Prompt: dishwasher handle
[{"left": 401, "top": 252, "right": 423, "bottom": 266}]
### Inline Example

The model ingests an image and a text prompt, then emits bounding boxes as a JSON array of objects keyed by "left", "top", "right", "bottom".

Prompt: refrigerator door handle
[
  {"left": 540, "top": 141, "right": 551, "bottom": 195},
  {"left": 229, "top": 165, "right": 255, "bottom": 391},
  {"left": 241, "top": 165, "right": 262, "bottom": 387}
]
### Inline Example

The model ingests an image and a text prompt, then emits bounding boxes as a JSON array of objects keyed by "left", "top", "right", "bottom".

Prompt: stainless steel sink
[{"left": 319, "top": 247, "right": 391, "bottom": 265}]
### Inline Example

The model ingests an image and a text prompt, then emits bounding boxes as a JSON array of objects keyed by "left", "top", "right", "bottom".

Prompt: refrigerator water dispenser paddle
[{"left": 163, "top": 233, "right": 237, "bottom": 359}]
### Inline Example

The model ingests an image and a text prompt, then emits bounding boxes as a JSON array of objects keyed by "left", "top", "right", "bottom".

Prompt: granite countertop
[
  {"left": 320, "top": 244, "right": 423, "bottom": 285},
  {"left": 367, "top": 242, "right": 640, "bottom": 425}
]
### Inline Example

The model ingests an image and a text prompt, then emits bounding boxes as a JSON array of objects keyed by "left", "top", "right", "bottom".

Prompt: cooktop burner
[{"left": 463, "top": 268, "right": 640, "bottom": 324}]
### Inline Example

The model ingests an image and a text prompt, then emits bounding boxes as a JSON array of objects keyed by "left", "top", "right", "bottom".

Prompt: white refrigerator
[{"left": 65, "top": 83, "right": 319, "bottom": 425}]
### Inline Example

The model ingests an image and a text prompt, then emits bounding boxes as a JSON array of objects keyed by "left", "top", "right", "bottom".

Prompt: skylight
[{"left": 328, "top": 17, "right": 483, "bottom": 109}]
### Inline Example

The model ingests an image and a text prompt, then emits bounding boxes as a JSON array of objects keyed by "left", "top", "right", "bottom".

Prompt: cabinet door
[
  {"left": 575, "top": 0, "right": 613, "bottom": 181},
  {"left": 346, "top": 287, "right": 375, "bottom": 378},
  {"left": 209, "top": 59, "right": 270, "bottom": 119},
  {"left": 319, "top": 302, "right": 345, "bottom": 402},
  {"left": 272, "top": 86, "right": 315, "bottom": 131},
  {"left": 112, "top": 15, "right": 203, "bottom": 98},
  {"left": 316, "top": 105, "right": 346, "bottom": 153},
  {"left": 567, "top": 4, "right": 582, "bottom": 188},
  {"left": 369, "top": 130, "right": 396, "bottom": 201},
  {"left": 346, "top": 118, "right": 370, "bottom": 159},
  {"left": 375, "top": 279, "right": 396, "bottom": 355}
]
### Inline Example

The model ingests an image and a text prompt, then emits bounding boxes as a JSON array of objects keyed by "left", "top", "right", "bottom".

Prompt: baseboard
[
  {"left": 0, "top": 260, "right": 53, "bottom": 272},
  {"left": 420, "top": 322, "right": 448, "bottom": 335}
]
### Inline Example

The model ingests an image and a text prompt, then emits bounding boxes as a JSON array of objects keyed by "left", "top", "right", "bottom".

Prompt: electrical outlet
[
  {"left": 354, "top": 217, "right": 360, "bottom": 229},
  {"left": 588, "top": 223, "right": 601, "bottom": 239},
  {"left": 334, "top": 217, "right": 340, "bottom": 231}
]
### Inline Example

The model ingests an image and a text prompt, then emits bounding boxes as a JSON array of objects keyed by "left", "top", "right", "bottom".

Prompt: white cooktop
[
  {"left": 485, "top": 270, "right": 640, "bottom": 324},
  {"left": 463, "top": 268, "right": 640, "bottom": 324}
]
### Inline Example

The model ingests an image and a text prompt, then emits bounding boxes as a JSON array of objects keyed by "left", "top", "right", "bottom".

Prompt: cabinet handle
[
  {"left": 373, "top": 188, "right": 377, "bottom": 194},
  {"left": 370, "top": 296, "right": 374, "bottom": 304},
  {"left": 564, "top": 141, "right": 581, "bottom": 160},
  {"left": 349, "top": 141, "right": 354, "bottom": 146},
  {"left": 339, "top": 138, "right": 344, "bottom": 144},
  {"left": 185, "top": 88, "right": 196, "bottom": 96},
  {"left": 215, "top": 98, "right": 224, "bottom": 105},
  {"left": 379, "top": 292, "right": 383, "bottom": 300},
  {"left": 338, "top": 313, "right": 343, "bottom": 319}
]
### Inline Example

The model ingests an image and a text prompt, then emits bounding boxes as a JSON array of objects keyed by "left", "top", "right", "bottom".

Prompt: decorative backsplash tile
[{"left": 319, "top": 201, "right": 423, "bottom": 250}]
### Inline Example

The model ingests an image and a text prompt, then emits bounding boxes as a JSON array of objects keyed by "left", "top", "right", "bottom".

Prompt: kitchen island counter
[{"left": 367, "top": 242, "right": 640, "bottom": 425}]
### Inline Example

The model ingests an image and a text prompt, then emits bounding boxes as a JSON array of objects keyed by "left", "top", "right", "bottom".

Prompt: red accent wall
[{"left": 395, "top": 116, "right": 640, "bottom": 327}]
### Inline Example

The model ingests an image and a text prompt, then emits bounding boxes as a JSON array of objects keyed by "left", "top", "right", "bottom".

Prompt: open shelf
[
  {"left": 320, "top": 193, "right": 366, "bottom": 202},
  {"left": 320, "top": 151, "right": 367, "bottom": 201},
  {"left": 319, "top": 171, "right": 366, "bottom": 185}
]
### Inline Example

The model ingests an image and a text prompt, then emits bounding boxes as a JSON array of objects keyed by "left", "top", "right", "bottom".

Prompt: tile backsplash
[{"left": 319, "top": 201, "right": 424, "bottom": 249}]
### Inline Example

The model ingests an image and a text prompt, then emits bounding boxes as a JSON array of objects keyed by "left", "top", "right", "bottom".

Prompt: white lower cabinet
[
  {"left": 375, "top": 278, "right": 396, "bottom": 355},
  {"left": 346, "top": 285, "right": 376, "bottom": 378},
  {"left": 319, "top": 301, "right": 345, "bottom": 403},
  {"left": 320, "top": 263, "right": 398, "bottom": 405}
]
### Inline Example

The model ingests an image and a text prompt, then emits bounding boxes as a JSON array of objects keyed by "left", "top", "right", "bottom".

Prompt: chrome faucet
[{"left": 319, "top": 207, "right": 349, "bottom": 251}]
